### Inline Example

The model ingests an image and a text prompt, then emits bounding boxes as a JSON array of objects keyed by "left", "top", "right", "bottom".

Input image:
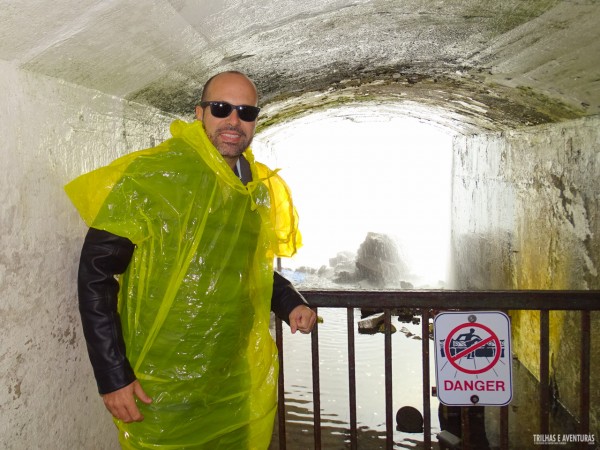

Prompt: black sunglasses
[{"left": 199, "top": 101, "right": 260, "bottom": 122}]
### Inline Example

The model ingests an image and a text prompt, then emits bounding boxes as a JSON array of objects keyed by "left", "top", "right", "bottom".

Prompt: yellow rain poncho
[{"left": 65, "top": 120, "right": 301, "bottom": 449}]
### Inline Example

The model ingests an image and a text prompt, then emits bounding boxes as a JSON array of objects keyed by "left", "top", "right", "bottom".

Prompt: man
[{"left": 66, "top": 71, "right": 316, "bottom": 449}]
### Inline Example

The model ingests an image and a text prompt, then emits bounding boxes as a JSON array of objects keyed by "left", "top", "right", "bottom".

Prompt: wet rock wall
[
  {"left": 451, "top": 115, "right": 600, "bottom": 434},
  {"left": 0, "top": 60, "right": 175, "bottom": 449}
]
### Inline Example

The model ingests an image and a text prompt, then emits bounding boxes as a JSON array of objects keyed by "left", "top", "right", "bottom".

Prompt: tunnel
[{"left": 1, "top": 1, "right": 599, "bottom": 448}]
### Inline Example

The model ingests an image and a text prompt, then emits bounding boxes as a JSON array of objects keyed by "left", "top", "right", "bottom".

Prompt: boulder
[{"left": 355, "top": 232, "right": 408, "bottom": 286}]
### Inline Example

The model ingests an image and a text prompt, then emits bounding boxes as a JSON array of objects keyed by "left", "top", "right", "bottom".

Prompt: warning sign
[{"left": 434, "top": 311, "right": 512, "bottom": 406}]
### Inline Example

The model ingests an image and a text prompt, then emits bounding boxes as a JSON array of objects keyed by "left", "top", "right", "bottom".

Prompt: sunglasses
[{"left": 199, "top": 101, "right": 260, "bottom": 122}]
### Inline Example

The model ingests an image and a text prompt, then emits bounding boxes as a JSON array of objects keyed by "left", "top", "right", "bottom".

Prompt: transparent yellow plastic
[{"left": 65, "top": 120, "right": 301, "bottom": 449}]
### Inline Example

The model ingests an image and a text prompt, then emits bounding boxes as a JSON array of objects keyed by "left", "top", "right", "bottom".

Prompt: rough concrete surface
[
  {"left": 451, "top": 115, "right": 600, "bottom": 436},
  {"left": 0, "top": 60, "right": 176, "bottom": 449}
]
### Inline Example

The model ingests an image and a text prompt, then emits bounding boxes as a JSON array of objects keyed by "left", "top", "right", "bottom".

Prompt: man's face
[{"left": 195, "top": 73, "right": 258, "bottom": 165}]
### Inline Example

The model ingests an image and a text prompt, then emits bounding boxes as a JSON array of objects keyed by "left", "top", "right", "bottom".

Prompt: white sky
[{"left": 253, "top": 106, "right": 454, "bottom": 287}]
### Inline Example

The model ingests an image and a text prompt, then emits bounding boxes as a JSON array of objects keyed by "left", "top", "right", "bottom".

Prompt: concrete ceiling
[{"left": 2, "top": 0, "right": 599, "bottom": 133}]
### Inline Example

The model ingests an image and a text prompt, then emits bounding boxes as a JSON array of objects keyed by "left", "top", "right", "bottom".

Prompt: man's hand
[
  {"left": 289, "top": 305, "right": 317, "bottom": 334},
  {"left": 102, "top": 380, "right": 152, "bottom": 423}
]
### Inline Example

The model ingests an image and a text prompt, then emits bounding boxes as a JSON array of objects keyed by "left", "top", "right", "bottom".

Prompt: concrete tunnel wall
[
  {"left": 451, "top": 116, "right": 600, "bottom": 435},
  {"left": 1, "top": 55, "right": 600, "bottom": 447},
  {"left": 0, "top": 59, "right": 175, "bottom": 449}
]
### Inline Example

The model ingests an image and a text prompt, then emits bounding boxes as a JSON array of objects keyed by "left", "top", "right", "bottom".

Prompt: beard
[{"left": 205, "top": 124, "right": 253, "bottom": 159}]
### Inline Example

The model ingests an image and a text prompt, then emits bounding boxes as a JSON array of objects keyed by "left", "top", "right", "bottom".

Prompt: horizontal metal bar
[{"left": 300, "top": 290, "right": 600, "bottom": 310}]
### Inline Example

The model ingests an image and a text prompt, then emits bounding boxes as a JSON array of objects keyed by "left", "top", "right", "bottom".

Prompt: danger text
[{"left": 444, "top": 380, "right": 505, "bottom": 391}]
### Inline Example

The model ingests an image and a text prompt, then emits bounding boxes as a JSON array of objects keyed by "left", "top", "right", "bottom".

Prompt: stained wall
[
  {"left": 0, "top": 60, "right": 176, "bottom": 449},
  {"left": 451, "top": 115, "right": 600, "bottom": 434}
]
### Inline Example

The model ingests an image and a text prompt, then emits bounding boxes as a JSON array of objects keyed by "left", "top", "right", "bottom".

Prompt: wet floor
[{"left": 269, "top": 308, "right": 594, "bottom": 450}]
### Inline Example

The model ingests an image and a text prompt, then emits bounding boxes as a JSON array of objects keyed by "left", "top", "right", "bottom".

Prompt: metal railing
[{"left": 273, "top": 290, "right": 600, "bottom": 450}]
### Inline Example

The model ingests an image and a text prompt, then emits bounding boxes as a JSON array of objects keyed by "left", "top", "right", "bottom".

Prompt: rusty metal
[
  {"left": 311, "top": 307, "right": 322, "bottom": 450},
  {"left": 540, "top": 310, "right": 550, "bottom": 449},
  {"left": 500, "top": 406, "right": 509, "bottom": 450},
  {"left": 579, "top": 310, "right": 591, "bottom": 450},
  {"left": 301, "top": 290, "right": 600, "bottom": 310},
  {"left": 347, "top": 308, "right": 358, "bottom": 449},
  {"left": 421, "top": 308, "right": 432, "bottom": 450},
  {"left": 461, "top": 407, "right": 470, "bottom": 450},
  {"left": 276, "top": 316, "right": 287, "bottom": 450},
  {"left": 275, "top": 257, "right": 287, "bottom": 450},
  {"left": 271, "top": 289, "right": 600, "bottom": 450},
  {"left": 384, "top": 309, "right": 393, "bottom": 449}
]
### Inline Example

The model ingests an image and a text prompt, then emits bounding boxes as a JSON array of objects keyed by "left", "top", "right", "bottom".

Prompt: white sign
[{"left": 434, "top": 311, "right": 513, "bottom": 406}]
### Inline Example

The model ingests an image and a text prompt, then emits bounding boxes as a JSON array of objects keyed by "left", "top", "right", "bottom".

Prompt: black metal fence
[{"left": 273, "top": 290, "right": 600, "bottom": 450}]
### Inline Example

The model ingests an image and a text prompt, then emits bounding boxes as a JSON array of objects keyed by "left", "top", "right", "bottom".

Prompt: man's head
[{"left": 195, "top": 71, "right": 259, "bottom": 168}]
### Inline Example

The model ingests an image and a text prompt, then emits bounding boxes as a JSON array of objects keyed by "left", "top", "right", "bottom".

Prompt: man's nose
[{"left": 226, "top": 109, "right": 241, "bottom": 125}]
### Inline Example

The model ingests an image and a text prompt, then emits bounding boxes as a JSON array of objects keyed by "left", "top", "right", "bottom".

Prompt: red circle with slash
[{"left": 444, "top": 322, "right": 501, "bottom": 375}]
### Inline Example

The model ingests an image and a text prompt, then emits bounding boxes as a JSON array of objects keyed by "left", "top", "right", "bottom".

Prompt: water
[{"left": 270, "top": 308, "right": 441, "bottom": 449}]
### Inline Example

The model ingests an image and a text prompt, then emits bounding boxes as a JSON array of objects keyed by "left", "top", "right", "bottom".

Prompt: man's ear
[{"left": 195, "top": 105, "right": 204, "bottom": 121}]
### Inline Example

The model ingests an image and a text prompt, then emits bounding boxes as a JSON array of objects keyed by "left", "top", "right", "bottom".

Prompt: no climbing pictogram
[{"left": 442, "top": 322, "right": 503, "bottom": 375}]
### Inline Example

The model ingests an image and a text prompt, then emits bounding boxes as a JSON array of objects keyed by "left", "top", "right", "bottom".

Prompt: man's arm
[
  {"left": 78, "top": 228, "right": 151, "bottom": 422},
  {"left": 78, "top": 228, "right": 136, "bottom": 393},
  {"left": 271, "top": 272, "right": 316, "bottom": 333}
]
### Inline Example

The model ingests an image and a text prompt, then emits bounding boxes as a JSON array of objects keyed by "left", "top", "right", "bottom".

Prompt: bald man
[{"left": 67, "top": 71, "right": 315, "bottom": 449}]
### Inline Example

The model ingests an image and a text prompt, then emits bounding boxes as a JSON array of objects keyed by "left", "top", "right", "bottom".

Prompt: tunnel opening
[
  {"left": 253, "top": 104, "right": 452, "bottom": 447},
  {"left": 253, "top": 104, "right": 454, "bottom": 290}
]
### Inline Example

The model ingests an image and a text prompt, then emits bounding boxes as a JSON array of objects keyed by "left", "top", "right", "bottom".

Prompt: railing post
[
  {"left": 275, "top": 257, "right": 286, "bottom": 450},
  {"left": 579, "top": 310, "right": 590, "bottom": 450},
  {"left": 311, "top": 306, "right": 321, "bottom": 450},
  {"left": 276, "top": 316, "right": 286, "bottom": 450},
  {"left": 384, "top": 309, "right": 393, "bottom": 449},
  {"left": 500, "top": 405, "right": 509, "bottom": 450},
  {"left": 347, "top": 307, "right": 358, "bottom": 449},
  {"left": 421, "top": 309, "right": 432, "bottom": 449},
  {"left": 540, "top": 310, "right": 550, "bottom": 450},
  {"left": 460, "top": 407, "right": 470, "bottom": 450}
]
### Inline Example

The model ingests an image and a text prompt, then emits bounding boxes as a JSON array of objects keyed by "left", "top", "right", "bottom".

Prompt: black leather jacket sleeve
[
  {"left": 78, "top": 228, "right": 308, "bottom": 394},
  {"left": 271, "top": 271, "right": 309, "bottom": 324},
  {"left": 78, "top": 227, "right": 136, "bottom": 394}
]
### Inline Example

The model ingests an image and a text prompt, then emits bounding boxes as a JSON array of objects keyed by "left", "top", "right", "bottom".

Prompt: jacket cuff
[
  {"left": 95, "top": 360, "right": 137, "bottom": 395},
  {"left": 271, "top": 271, "right": 309, "bottom": 324}
]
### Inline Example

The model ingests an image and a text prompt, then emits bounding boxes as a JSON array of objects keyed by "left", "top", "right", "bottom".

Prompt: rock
[
  {"left": 355, "top": 232, "right": 408, "bottom": 286},
  {"left": 358, "top": 313, "right": 385, "bottom": 332},
  {"left": 329, "top": 251, "right": 355, "bottom": 269},
  {"left": 358, "top": 313, "right": 397, "bottom": 334},
  {"left": 396, "top": 406, "right": 424, "bottom": 433},
  {"left": 333, "top": 270, "right": 355, "bottom": 284},
  {"left": 400, "top": 326, "right": 422, "bottom": 340},
  {"left": 377, "top": 323, "right": 397, "bottom": 334}
]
